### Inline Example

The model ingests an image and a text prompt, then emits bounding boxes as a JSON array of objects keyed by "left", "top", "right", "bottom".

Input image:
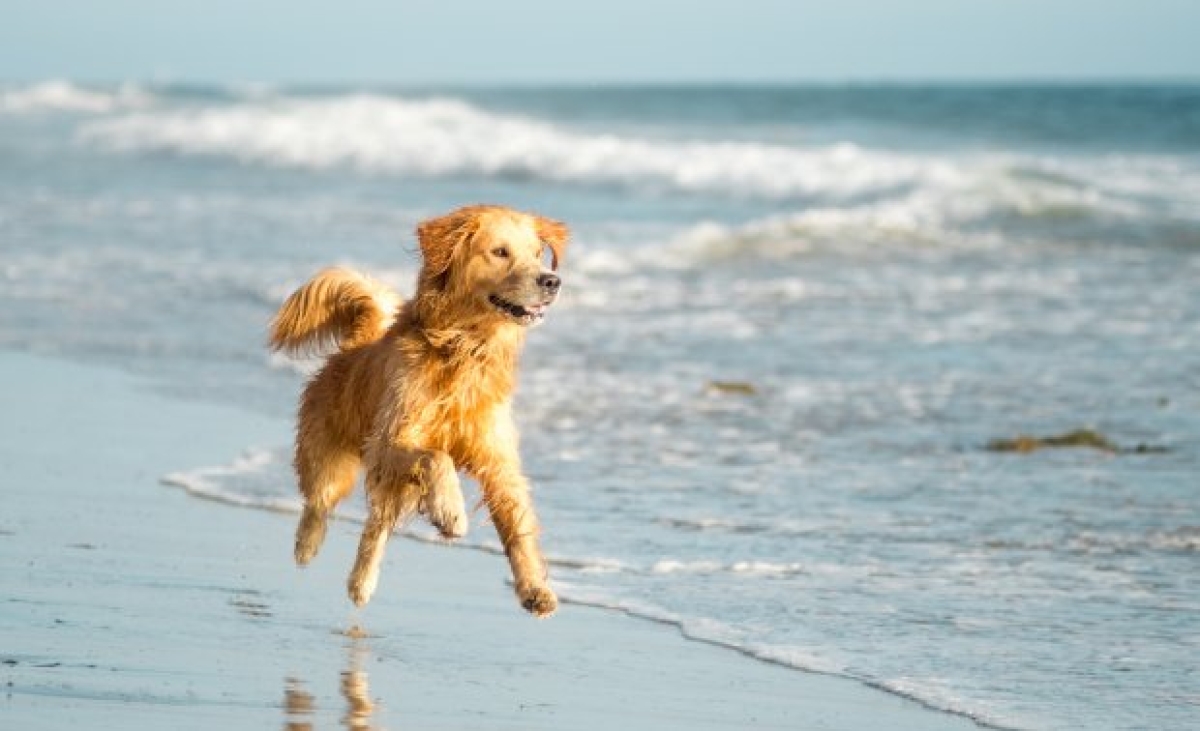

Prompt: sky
[{"left": 2, "top": 0, "right": 1199, "bottom": 84}]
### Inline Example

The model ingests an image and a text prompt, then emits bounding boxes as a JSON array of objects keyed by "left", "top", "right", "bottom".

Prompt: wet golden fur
[{"left": 268, "top": 204, "right": 568, "bottom": 617}]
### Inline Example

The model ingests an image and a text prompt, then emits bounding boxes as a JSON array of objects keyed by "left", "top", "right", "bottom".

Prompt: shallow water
[{"left": 3, "top": 81, "right": 1199, "bottom": 730}]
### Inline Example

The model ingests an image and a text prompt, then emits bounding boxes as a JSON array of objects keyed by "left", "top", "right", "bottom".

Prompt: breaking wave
[
  {"left": 67, "top": 90, "right": 1200, "bottom": 224},
  {"left": 1, "top": 80, "right": 153, "bottom": 114},
  {"left": 78, "top": 92, "right": 928, "bottom": 199}
]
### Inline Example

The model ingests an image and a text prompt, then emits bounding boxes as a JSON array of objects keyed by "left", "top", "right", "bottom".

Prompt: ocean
[{"left": 2, "top": 80, "right": 1197, "bottom": 730}]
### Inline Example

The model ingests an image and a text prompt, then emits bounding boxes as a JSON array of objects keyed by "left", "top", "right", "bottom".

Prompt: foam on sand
[{"left": 160, "top": 447, "right": 300, "bottom": 513}]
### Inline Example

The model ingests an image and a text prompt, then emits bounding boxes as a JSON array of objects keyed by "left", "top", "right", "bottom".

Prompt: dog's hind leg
[
  {"left": 294, "top": 447, "right": 359, "bottom": 566},
  {"left": 347, "top": 479, "right": 416, "bottom": 607},
  {"left": 347, "top": 446, "right": 464, "bottom": 606}
]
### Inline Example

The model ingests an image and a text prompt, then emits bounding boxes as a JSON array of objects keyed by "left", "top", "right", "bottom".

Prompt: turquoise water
[{"left": 2, "top": 81, "right": 1198, "bottom": 730}]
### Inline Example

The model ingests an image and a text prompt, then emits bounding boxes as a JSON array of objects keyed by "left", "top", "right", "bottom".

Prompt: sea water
[{"left": 2, "top": 81, "right": 1197, "bottom": 730}]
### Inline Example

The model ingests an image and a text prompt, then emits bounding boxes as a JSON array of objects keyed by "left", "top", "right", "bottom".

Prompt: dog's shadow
[{"left": 284, "top": 638, "right": 379, "bottom": 730}]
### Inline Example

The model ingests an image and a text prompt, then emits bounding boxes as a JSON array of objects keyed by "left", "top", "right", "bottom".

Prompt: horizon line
[{"left": 5, "top": 75, "right": 1200, "bottom": 89}]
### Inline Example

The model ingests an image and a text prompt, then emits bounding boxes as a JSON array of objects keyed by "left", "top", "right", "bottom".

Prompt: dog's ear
[
  {"left": 536, "top": 216, "right": 569, "bottom": 271},
  {"left": 416, "top": 207, "right": 481, "bottom": 280}
]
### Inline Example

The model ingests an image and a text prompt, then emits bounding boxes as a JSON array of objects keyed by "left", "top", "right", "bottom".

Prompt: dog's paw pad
[{"left": 519, "top": 586, "right": 558, "bottom": 618}]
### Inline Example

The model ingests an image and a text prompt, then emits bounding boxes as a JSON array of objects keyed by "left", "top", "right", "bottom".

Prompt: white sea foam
[
  {"left": 649, "top": 559, "right": 807, "bottom": 577},
  {"left": 649, "top": 559, "right": 725, "bottom": 575},
  {"left": 548, "top": 556, "right": 629, "bottom": 574},
  {"left": 878, "top": 676, "right": 1020, "bottom": 730},
  {"left": 1, "top": 81, "right": 152, "bottom": 114},
  {"left": 658, "top": 164, "right": 1162, "bottom": 260},
  {"left": 729, "top": 560, "right": 808, "bottom": 577},
  {"left": 78, "top": 93, "right": 949, "bottom": 200},
  {"left": 160, "top": 448, "right": 300, "bottom": 513},
  {"left": 553, "top": 580, "right": 848, "bottom": 677}
]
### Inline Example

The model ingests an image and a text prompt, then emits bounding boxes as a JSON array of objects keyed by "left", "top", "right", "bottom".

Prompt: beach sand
[{"left": 0, "top": 352, "right": 984, "bottom": 730}]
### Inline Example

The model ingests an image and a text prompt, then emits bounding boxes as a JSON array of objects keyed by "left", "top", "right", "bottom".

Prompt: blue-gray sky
[{"left": 2, "top": 0, "right": 1198, "bottom": 84}]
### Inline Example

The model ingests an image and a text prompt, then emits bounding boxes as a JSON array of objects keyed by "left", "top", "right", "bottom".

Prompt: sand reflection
[{"left": 285, "top": 638, "right": 380, "bottom": 730}]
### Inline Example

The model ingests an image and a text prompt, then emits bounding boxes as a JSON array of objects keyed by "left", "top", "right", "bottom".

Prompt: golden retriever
[{"left": 267, "top": 204, "right": 567, "bottom": 617}]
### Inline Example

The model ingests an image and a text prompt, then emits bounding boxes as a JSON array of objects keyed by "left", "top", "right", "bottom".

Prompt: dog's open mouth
[{"left": 489, "top": 294, "right": 550, "bottom": 325}]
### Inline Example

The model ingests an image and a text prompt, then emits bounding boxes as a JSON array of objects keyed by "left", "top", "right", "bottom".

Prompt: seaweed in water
[
  {"left": 986, "top": 428, "right": 1168, "bottom": 455},
  {"left": 706, "top": 380, "right": 758, "bottom": 396}
]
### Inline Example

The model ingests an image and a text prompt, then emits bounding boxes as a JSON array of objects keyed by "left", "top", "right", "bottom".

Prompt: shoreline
[{"left": 1, "top": 350, "right": 988, "bottom": 730}]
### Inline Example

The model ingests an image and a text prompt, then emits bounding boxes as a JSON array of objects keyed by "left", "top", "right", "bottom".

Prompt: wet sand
[{"left": 0, "top": 352, "right": 985, "bottom": 730}]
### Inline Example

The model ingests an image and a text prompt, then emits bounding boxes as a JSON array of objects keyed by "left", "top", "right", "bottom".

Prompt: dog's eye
[{"left": 491, "top": 247, "right": 510, "bottom": 259}]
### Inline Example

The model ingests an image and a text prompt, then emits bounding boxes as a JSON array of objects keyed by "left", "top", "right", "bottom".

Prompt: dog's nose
[{"left": 537, "top": 273, "right": 561, "bottom": 293}]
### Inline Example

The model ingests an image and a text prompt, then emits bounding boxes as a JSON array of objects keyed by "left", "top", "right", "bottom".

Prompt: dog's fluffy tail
[{"left": 268, "top": 267, "right": 401, "bottom": 357}]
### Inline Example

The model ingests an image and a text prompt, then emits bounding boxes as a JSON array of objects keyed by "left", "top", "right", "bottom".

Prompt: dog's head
[{"left": 416, "top": 205, "right": 568, "bottom": 328}]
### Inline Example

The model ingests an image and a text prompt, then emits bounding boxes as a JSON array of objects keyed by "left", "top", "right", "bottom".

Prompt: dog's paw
[
  {"left": 294, "top": 509, "right": 328, "bottom": 566},
  {"left": 518, "top": 585, "right": 558, "bottom": 618},
  {"left": 422, "top": 484, "right": 468, "bottom": 540},
  {"left": 295, "top": 532, "right": 323, "bottom": 566},
  {"left": 350, "top": 561, "right": 381, "bottom": 607},
  {"left": 430, "top": 506, "right": 468, "bottom": 540},
  {"left": 347, "top": 571, "right": 378, "bottom": 607}
]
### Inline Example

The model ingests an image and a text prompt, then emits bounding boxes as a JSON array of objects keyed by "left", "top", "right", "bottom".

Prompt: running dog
[{"left": 268, "top": 204, "right": 567, "bottom": 617}]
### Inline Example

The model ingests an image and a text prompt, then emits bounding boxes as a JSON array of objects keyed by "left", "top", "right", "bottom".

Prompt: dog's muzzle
[{"left": 489, "top": 272, "right": 561, "bottom": 326}]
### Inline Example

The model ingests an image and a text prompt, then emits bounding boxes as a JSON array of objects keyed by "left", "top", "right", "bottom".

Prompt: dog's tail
[{"left": 268, "top": 267, "right": 401, "bottom": 357}]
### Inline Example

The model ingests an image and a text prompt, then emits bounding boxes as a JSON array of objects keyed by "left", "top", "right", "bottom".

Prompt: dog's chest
[{"left": 410, "top": 357, "right": 512, "bottom": 466}]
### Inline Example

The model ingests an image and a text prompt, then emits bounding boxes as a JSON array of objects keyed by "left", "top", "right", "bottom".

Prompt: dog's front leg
[
  {"left": 347, "top": 444, "right": 465, "bottom": 606},
  {"left": 479, "top": 469, "right": 557, "bottom": 618},
  {"left": 415, "top": 451, "right": 468, "bottom": 541}
]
